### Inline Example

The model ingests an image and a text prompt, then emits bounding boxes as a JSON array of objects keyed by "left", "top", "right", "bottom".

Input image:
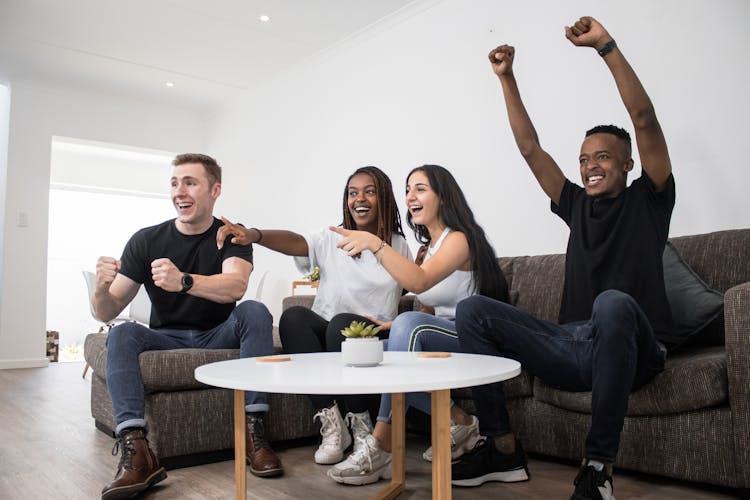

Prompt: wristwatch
[{"left": 180, "top": 273, "right": 194, "bottom": 294}]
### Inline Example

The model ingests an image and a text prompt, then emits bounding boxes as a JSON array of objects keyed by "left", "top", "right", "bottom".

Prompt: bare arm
[
  {"left": 489, "top": 45, "right": 566, "bottom": 204},
  {"left": 329, "top": 226, "right": 471, "bottom": 294},
  {"left": 92, "top": 256, "right": 140, "bottom": 322},
  {"left": 566, "top": 16, "right": 672, "bottom": 190},
  {"left": 216, "top": 216, "right": 309, "bottom": 256},
  {"left": 150, "top": 256, "right": 251, "bottom": 303}
]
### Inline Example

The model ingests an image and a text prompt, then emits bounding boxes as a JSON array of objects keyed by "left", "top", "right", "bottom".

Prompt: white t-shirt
[
  {"left": 416, "top": 228, "right": 475, "bottom": 321},
  {"left": 294, "top": 228, "right": 412, "bottom": 322}
]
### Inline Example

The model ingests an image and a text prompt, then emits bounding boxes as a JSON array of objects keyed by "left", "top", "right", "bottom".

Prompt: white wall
[
  {"left": 0, "top": 80, "right": 204, "bottom": 368},
  {"left": 207, "top": 0, "right": 750, "bottom": 324}
]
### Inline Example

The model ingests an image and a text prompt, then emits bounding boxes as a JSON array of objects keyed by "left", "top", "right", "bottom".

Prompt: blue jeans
[
  {"left": 455, "top": 290, "right": 666, "bottom": 463},
  {"left": 377, "top": 311, "right": 460, "bottom": 423},
  {"left": 106, "top": 300, "right": 274, "bottom": 434}
]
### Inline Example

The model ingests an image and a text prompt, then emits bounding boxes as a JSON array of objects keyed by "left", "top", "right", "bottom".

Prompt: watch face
[{"left": 181, "top": 273, "right": 194, "bottom": 292}]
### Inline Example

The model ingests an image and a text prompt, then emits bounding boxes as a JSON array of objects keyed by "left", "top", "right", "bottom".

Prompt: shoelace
[
  {"left": 248, "top": 416, "right": 270, "bottom": 450},
  {"left": 348, "top": 436, "right": 375, "bottom": 470},
  {"left": 573, "top": 466, "right": 604, "bottom": 499},
  {"left": 314, "top": 407, "right": 343, "bottom": 444},
  {"left": 345, "top": 412, "right": 372, "bottom": 439},
  {"left": 111, "top": 434, "right": 146, "bottom": 473}
]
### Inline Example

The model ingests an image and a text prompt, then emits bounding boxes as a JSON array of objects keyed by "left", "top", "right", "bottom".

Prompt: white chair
[{"left": 81, "top": 270, "right": 151, "bottom": 377}]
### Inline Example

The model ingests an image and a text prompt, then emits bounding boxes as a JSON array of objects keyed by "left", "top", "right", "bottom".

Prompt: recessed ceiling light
[
  {"left": 165, "top": 82, "right": 175, "bottom": 87},
  {"left": 259, "top": 15, "right": 270, "bottom": 22}
]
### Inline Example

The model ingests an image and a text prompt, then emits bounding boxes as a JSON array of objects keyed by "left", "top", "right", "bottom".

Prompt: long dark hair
[
  {"left": 341, "top": 166, "right": 405, "bottom": 244},
  {"left": 406, "top": 165, "right": 507, "bottom": 302}
]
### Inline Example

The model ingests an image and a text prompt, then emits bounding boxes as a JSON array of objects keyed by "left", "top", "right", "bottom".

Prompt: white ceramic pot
[{"left": 341, "top": 338, "right": 383, "bottom": 367}]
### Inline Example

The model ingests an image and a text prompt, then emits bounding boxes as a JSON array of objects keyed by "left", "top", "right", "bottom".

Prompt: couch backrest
[
  {"left": 500, "top": 228, "right": 750, "bottom": 330},
  {"left": 669, "top": 229, "right": 750, "bottom": 293}
]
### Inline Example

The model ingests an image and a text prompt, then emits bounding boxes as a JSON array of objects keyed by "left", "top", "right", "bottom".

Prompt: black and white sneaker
[
  {"left": 570, "top": 461, "right": 615, "bottom": 500},
  {"left": 451, "top": 438, "right": 529, "bottom": 487}
]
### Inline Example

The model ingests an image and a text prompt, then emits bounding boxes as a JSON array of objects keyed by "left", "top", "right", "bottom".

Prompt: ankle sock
[{"left": 586, "top": 459, "right": 605, "bottom": 472}]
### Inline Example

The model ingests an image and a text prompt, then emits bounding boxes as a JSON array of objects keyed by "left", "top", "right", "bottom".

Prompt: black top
[
  {"left": 119, "top": 217, "right": 253, "bottom": 330},
  {"left": 551, "top": 172, "right": 676, "bottom": 338}
]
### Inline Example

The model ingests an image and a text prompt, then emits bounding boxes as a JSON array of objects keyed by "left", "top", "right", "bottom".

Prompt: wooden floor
[{"left": 0, "top": 362, "right": 739, "bottom": 500}]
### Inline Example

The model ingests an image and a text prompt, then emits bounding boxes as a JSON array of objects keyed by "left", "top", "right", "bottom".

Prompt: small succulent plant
[
  {"left": 341, "top": 320, "right": 382, "bottom": 338},
  {"left": 303, "top": 266, "right": 320, "bottom": 283}
]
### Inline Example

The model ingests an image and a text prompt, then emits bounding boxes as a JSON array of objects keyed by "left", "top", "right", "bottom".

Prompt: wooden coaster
[
  {"left": 417, "top": 352, "right": 451, "bottom": 358},
  {"left": 256, "top": 355, "right": 291, "bottom": 363}
]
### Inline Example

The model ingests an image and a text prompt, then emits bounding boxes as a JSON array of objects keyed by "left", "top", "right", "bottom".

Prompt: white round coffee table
[{"left": 195, "top": 351, "right": 520, "bottom": 500}]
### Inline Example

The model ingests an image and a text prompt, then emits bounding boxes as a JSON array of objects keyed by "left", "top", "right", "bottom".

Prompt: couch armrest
[
  {"left": 282, "top": 295, "right": 316, "bottom": 311},
  {"left": 725, "top": 281, "right": 750, "bottom": 488}
]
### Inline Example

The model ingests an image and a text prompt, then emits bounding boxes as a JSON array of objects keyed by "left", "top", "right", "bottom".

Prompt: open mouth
[
  {"left": 586, "top": 174, "right": 604, "bottom": 187},
  {"left": 409, "top": 204, "right": 423, "bottom": 216},
  {"left": 176, "top": 201, "right": 194, "bottom": 213},
  {"left": 353, "top": 206, "right": 371, "bottom": 216}
]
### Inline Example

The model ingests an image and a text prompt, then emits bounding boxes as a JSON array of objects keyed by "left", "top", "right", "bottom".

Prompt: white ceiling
[{"left": 0, "top": 0, "right": 415, "bottom": 114}]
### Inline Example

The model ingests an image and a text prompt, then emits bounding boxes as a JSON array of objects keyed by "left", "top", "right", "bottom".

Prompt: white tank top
[{"left": 416, "top": 228, "right": 475, "bottom": 320}]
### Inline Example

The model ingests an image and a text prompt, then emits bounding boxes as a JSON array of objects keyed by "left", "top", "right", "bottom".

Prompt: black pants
[{"left": 279, "top": 306, "right": 389, "bottom": 420}]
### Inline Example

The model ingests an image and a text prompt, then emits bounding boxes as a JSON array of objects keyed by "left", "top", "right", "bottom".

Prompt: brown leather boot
[
  {"left": 101, "top": 428, "right": 167, "bottom": 500},
  {"left": 246, "top": 413, "right": 284, "bottom": 477}
]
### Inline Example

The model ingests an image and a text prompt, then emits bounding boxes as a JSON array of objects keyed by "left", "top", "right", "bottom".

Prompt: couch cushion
[
  {"left": 507, "top": 254, "right": 565, "bottom": 321},
  {"left": 661, "top": 242, "right": 724, "bottom": 348},
  {"left": 534, "top": 346, "right": 727, "bottom": 416}
]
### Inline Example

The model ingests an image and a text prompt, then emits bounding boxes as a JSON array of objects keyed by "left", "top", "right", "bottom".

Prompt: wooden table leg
[
  {"left": 234, "top": 389, "right": 247, "bottom": 500},
  {"left": 431, "top": 389, "right": 451, "bottom": 500},
  {"left": 372, "top": 392, "right": 405, "bottom": 500}
]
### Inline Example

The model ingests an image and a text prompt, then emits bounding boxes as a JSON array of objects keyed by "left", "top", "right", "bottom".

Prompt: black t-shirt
[
  {"left": 551, "top": 172, "right": 675, "bottom": 338},
  {"left": 119, "top": 217, "right": 253, "bottom": 330}
]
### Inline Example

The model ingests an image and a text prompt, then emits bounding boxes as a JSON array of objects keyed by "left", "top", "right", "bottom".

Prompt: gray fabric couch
[{"left": 84, "top": 228, "right": 749, "bottom": 490}]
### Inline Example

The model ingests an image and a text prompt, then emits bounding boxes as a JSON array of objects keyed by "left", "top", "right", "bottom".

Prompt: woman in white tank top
[{"left": 327, "top": 165, "right": 509, "bottom": 486}]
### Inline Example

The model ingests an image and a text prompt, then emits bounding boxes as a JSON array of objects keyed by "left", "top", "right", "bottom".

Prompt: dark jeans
[
  {"left": 106, "top": 300, "right": 274, "bottom": 434},
  {"left": 279, "top": 306, "right": 388, "bottom": 419},
  {"left": 455, "top": 290, "right": 666, "bottom": 463}
]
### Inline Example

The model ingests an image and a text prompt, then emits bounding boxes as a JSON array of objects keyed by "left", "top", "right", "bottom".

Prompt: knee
[
  {"left": 279, "top": 306, "right": 311, "bottom": 330},
  {"left": 592, "top": 290, "right": 639, "bottom": 323},
  {"left": 105, "top": 322, "right": 148, "bottom": 352},
  {"left": 233, "top": 300, "right": 272, "bottom": 327}
]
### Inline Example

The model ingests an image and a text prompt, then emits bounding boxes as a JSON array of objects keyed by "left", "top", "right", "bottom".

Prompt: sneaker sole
[
  {"left": 246, "top": 458, "right": 284, "bottom": 478},
  {"left": 451, "top": 467, "right": 529, "bottom": 487},
  {"left": 328, "top": 463, "right": 392, "bottom": 486},
  {"left": 101, "top": 467, "right": 167, "bottom": 500}
]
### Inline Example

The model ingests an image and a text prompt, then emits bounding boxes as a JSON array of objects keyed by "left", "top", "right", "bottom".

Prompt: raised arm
[
  {"left": 216, "top": 216, "right": 309, "bottom": 256},
  {"left": 566, "top": 16, "right": 672, "bottom": 190},
  {"left": 489, "top": 45, "right": 566, "bottom": 204},
  {"left": 329, "top": 226, "right": 470, "bottom": 294},
  {"left": 92, "top": 256, "right": 140, "bottom": 322}
]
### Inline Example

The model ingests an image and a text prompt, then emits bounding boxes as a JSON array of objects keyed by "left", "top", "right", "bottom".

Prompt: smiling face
[
  {"left": 346, "top": 173, "right": 379, "bottom": 233},
  {"left": 405, "top": 169, "right": 442, "bottom": 229},
  {"left": 579, "top": 133, "right": 634, "bottom": 198},
  {"left": 170, "top": 162, "right": 221, "bottom": 234}
]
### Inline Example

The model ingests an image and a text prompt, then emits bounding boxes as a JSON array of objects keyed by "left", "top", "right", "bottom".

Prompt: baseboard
[{"left": 0, "top": 358, "right": 50, "bottom": 369}]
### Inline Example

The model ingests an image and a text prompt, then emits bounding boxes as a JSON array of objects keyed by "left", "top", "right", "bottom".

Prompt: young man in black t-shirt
[
  {"left": 452, "top": 17, "right": 674, "bottom": 500},
  {"left": 92, "top": 154, "right": 283, "bottom": 500}
]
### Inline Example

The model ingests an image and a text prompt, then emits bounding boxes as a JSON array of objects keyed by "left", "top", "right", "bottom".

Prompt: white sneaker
[
  {"left": 422, "top": 415, "right": 481, "bottom": 462},
  {"left": 345, "top": 411, "right": 373, "bottom": 453},
  {"left": 327, "top": 434, "right": 392, "bottom": 485},
  {"left": 313, "top": 403, "right": 352, "bottom": 464}
]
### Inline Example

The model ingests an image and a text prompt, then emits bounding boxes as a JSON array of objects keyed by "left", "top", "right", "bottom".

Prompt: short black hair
[{"left": 585, "top": 125, "right": 632, "bottom": 157}]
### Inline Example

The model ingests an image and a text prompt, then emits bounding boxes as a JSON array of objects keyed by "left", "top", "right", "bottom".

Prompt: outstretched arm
[
  {"left": 329, "top": 226, "right": 470, "bottom": 294},
  {"left": 489, "top": 45, "right": 566, "bottom": 204},
  {"left": 566, "top": 16, "right": 672, "bottom": 190},
  {"left": 216, "top": 216, "right": 309, "bottom": 256}
]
